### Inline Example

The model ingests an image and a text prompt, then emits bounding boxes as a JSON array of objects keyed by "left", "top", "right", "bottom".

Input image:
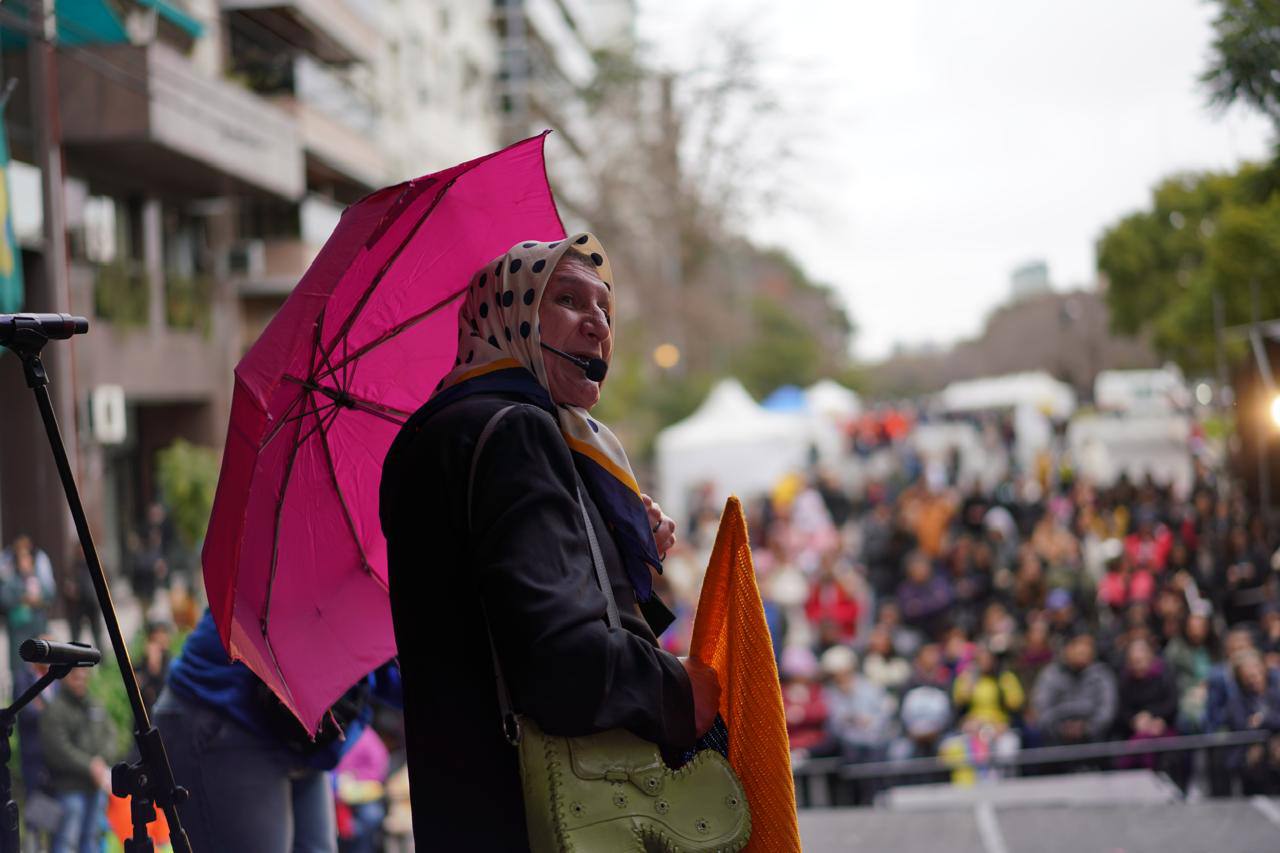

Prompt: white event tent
[{"left": 655, "top": 379, "right": 821, "bottom": 527}]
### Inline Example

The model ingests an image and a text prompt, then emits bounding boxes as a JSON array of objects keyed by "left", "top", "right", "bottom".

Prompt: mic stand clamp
[{"left": 0, "top": 662, "right": 75, "bottom": 853}]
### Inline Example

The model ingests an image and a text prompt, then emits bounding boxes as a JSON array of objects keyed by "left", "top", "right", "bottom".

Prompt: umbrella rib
[
  {"left": 260, "top": 412, "right": 306, "bottom": 638},
  {"left": 259, "top": 314, "right": 327, "bottom": 453},
  {"left": 313, "top": 286, "right": 467, "bottom": 383},
  {"left": 282, "top": 374, "right": 412, "bottom": 426},
  {"left": 316, "top": 407, "right": 385, "bottom": 590},
  {"left": 295, "top": 397, "right": 342, "bottom": 448},
  {"left": 319, "top": 172, "right": 464, "bottom": 365}
]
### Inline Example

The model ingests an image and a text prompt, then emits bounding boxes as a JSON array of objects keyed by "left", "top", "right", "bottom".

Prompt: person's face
[
  {"left": 1186, "top": 614, "right": 1209, "bottom": 644},
  {"left": 906, "top": 555, "right": 930, "bottom": 583},
  {"left": 64, "top": 667, "right": 89, "bottom": 698},
  {"left": 869, "top": 628, "right": 892, "bottom": 656},
  {"left": 1226, "top": 629, "right": 1254, "bottom": 659},
  {"left": 1240, "top": 659, "right": 1266, "bottom": 694},
  {"left": 538, "top": 257, "right": 612, "bottom": 410},
  {"left": 1126, "top": 640, "right": 1153, "bottom": 676},
  {"left": 976, "top": 647, "right": 996, "bottom": 674},
  {"left": 1064, "top": 635, "right": 1095, "bottom": 669}
]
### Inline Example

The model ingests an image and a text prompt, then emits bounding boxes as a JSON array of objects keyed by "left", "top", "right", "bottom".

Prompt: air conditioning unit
[
  {"left": 227, "top": 240, "right": 266, "bottom": 279},
  {"left": 89, "top": 385, "right": 127, "bottom": 445}
]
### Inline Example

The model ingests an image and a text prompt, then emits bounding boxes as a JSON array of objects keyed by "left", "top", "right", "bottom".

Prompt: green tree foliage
[
  {"left": 732, "top": 296, "right": 825, "bottom": 399},
  {"left": 1097, "top": 162, "right": 1280, "bottom": 368},
  {"left": 1203, "top": 0, "right": 1280, "bottom": 130},
  {"left": 154, "top": 439, "right": 220, "bottom": 548}
]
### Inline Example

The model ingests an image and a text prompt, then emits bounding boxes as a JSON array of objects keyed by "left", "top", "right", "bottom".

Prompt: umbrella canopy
[{"left": 202, "top": 133, "right": 566, "bottom": 732}]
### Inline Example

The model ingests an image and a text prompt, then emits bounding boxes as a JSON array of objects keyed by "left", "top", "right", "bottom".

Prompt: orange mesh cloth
[{"left": 690, "top": 497, "right": 801, "bottom": 852}]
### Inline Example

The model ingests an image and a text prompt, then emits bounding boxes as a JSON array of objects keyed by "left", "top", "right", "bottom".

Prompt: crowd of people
[{"left": 658, "top": 436, "right": 1280, "bottom": 802}]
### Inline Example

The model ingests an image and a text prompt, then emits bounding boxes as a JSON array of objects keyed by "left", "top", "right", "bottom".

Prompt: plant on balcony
[
  {"left": 165, "top": 272, "right": 213, "bottom": 335},
  {"left": 93, "top": 260, "right": 150, "bottom": 328}
]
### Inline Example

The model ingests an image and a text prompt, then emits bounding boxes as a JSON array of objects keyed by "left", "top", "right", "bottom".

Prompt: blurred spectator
[
  {"left": 1224, "top": 651, "right": 1280, "bottom": 795},
  {"left": 335, "top": 726, "right": 390, "bottom": 853},
  {"left": 953, "top": 642, "right": 1024, "bottom": 735},
  {"left": 60, "top": 554, "right": 102, "bottom": 657},
  {"left": 804, "top": 553, "right": 863, "bottom": 644},
  {"left": 1164, "top": 609, "right": 1216, "bottom": 730},
  {"left": 860, "top": 626, "right": 911, "bottom": 695},
  {"left": 40, "top": 666, "right": 117, "bottom": 853},
  {"left": 0, "top": 536, "right": 57, "bottom": 692},
  {"left": 134, "top": 622, "right": 172, "bottom": 714},
  {"left": 1030, "top": 632, "right": 1117, "bottom": 747},
  {"left": 821, "top": 646, "right": 893, "bottom": 762},
  {"left": 781, "top": 646, "right": 833, "bottom": 760},
  {"left": 1114, "top": 638, "right": 1178, "bottom": 769},
  {"left": 906, "top": 643, "right": 951, "bottom": 692},
  {"left": 896, "top": 551, "right": 953, "bottom": 636}
]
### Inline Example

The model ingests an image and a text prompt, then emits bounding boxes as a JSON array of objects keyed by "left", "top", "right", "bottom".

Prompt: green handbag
[{"left": 471, "top": 406, "right": 752, "bottom": 853}]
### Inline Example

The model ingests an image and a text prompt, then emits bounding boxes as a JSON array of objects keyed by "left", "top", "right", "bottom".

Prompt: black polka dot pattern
[
  {"left": 575, "top": 235, "right": 589, "bottom": 245},
  {"left": 522, "top": 242, "right": 535, "bottom": 248},
  {"left": 520, "top": 321, "right": 530, "bottom": 338},
  {"left": 487, "top": 335, "right": 498, "bottom": 347},
  {"left": 504, "top": 327, "right": 512, "bottom": 341},
  {"left": 532, "top": 259, "right": 546, "bottom": 273},
  {"left": 523, "top": 289, "right": 535, "bottom": 305},
  {"left": 479, "top": 273, "right": 487, "bottom": 287},
  {"left": 590, "top": 252, "right": 603, "bottom": 266},
  {"left": 509, "top": 259, "right": 522, "bottom": 274},
  {"left": 465, "top": 350, "right": 474, "bottom": 363},
  {"left": 479, "top": 303, "right": 488, "bottom": 318},
  {"left": 502, "top": 290, "right": 514, "bottom": 308}
]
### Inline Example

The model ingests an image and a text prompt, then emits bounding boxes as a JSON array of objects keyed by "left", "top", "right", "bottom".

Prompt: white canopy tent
[
  {"left": 804, "top": 379, "right": 862, "bottom": 419},
  {"left": 655, "top": 379, "right": 821, "bottom": 527},
  {"left": 939, "top": 371, "right": 1077, "bottom": 418},
  {"left": 939, "top": 371, "right": 1077, "bottom": 472}
]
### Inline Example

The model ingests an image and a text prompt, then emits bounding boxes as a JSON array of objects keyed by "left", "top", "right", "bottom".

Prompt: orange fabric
[
  {"left": 107, "top": 793, "right": 170, "bottom": 844},
  {"left": 690, "top": 497, "right": 801, "bottom": 852}
]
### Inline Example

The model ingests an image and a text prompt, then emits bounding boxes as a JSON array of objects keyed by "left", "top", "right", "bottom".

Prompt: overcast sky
[{"left": 636, "top": 0, "right": 1274, "bottom": 361}]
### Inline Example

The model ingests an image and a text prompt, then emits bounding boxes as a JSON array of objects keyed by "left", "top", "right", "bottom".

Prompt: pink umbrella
[{"left": 202, "top": 133, "right": 566, "bottom": 732}]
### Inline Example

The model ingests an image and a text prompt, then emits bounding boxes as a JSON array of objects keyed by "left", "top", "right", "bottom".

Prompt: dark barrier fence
[{"left": 792, "top": 730, "right": 1274, "bottom": 807}]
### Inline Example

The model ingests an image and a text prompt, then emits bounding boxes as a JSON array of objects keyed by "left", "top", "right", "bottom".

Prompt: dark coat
[
  {"left": 380, "top": 392, "right": 696, "bottom": 850},
  {"left": 1116, "top": 660, "right": 1179, "bottom": 737}
]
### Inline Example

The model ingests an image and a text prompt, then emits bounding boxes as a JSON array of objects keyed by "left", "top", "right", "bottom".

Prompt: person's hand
[
  {"left": 1133, "top": 711, "right": 1152, "bottom": 733},
  {"left": 680, "top": 656, "right": 721, "bottom": 737},
  {"left": 89, "top": 756, "right": 110, "bottom": 791},
  {"left": 641, "top": 494, "right": 676, "bottom": 559},
  {"left": 1249, "top": 711, "right": 1265, "bottom": 729}
]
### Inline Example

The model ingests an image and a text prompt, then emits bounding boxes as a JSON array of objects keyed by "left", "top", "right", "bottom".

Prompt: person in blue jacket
[{"left": 153, "top": 609, "right": 400, "bottom": 853}]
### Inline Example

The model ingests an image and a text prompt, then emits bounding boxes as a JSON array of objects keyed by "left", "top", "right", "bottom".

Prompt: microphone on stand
[
  {"left": 0, "top": 314, "right": 89, "bottom": 347},
  {"left": 540, "top": 343, "right": 608, "bottom": 382},
  {"left": 19, "top": 639, "right": 100, "bottom": 668}
]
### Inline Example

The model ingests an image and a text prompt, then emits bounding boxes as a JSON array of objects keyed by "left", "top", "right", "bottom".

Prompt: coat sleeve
[
  {"left": 39, "top": 703, "right": 96, "bottom": 787},
  {"left": 467, "top": 405, "right": 697, "bottom": 752}
]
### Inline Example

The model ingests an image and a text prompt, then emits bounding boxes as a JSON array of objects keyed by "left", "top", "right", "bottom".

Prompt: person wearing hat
[{"left": 821, "top": 646, "right": 893, "bottom": 764}]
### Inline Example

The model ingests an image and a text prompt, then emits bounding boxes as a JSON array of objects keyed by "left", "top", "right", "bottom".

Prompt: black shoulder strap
[{"left": 467, "top": 404, "right": 620, "bottom": 745}]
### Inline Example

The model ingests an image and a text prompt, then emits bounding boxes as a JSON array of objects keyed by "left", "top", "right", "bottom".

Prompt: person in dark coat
[
  {"left": 1115, "top": 637, "right": 1179, "bottom": 771},
  {"left": 380, "top": 235, "right": 720, "bottom": 851}
]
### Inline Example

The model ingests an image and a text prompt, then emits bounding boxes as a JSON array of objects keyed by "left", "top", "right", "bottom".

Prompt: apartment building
[{"left": 0, "top": 0, "right": 501, "bottom": 576}]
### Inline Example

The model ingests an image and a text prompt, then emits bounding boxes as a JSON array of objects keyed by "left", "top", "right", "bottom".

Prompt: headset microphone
[{"left": 540, "top": 343, "right": 608, "bottom": 382}]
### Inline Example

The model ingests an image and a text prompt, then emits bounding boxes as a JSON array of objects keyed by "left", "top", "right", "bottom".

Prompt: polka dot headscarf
[{"left": 433, "top": 233, "right": 663, "bottom": 598}]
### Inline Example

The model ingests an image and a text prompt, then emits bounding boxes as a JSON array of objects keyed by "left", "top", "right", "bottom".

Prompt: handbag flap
[{"left": 565, "top": 729, "right": 666, "bottom": 794}]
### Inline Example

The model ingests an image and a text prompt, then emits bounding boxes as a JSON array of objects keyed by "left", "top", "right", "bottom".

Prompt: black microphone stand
[
  {"left": 1, "top": 321, "right": 191, "bottom": 852},
  {"left": 0, "top": 661, "right": 77, "bottom": 853}
]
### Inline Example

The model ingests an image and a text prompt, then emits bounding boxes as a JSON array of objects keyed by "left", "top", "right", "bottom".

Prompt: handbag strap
[{"left": 467, "top": 404, "right": 622, "bottom": 745}]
